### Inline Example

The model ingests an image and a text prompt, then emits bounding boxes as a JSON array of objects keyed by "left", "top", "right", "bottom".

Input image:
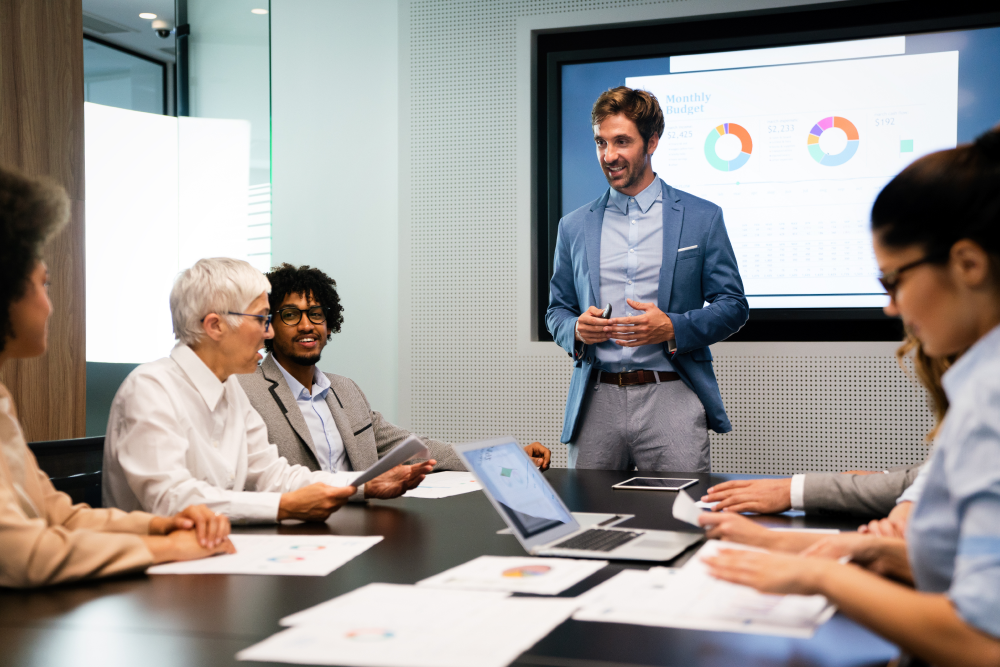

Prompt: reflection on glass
[{"left": 83, "top": 37, "right": 165, "bottom": 115}]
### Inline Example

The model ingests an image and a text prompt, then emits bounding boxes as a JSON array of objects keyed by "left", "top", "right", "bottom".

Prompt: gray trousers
[{"left": 566, "top": 375, "right": 711, "bottom": 472}]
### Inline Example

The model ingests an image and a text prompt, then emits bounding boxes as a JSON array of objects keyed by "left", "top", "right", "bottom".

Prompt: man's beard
[
  {"left": 602, "top": 158, "right": 644, "bottom": 192},
  {"left": 276, "top": 342, "right": 323, "bottom": 367}
]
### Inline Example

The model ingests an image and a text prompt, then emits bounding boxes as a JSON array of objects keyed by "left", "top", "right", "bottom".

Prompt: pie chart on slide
[
  {"left": 704, "top": 122, "right": 752, "bottom": 171},
  {"left": 502, "top": 565, "right": 552, "bottom": 578},
  {"left": 808, "top": 116, "right": 860, "bottom": 166}
]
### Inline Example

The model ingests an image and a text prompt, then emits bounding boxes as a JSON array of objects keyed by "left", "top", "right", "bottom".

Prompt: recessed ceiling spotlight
[
  {"left": 139, "top": 12, "right": 157, "bottom": 19},
  {"left": 250, "top": 8, "right": 268, "bottom": 15}
]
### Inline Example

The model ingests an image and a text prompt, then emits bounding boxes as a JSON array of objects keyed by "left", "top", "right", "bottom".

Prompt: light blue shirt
[
  {"left": 595, "top": 177, "right": 673, "bottom": 373},
  {"left": 274, "top": 361, "right": 349, "bottom": 472},
  {"left": 907, "top": 322, "right": 1000, "bottom": 638}
]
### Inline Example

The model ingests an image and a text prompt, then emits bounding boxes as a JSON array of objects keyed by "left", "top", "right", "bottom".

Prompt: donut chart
[
  {"left": 808, "top": 116, "right": 859, "bottom": 166},
  {"left": 502, "top": 565, "right": 551, "bottom": 578},
  {"left": 704, "top": 122, "right": 752, "bottom": 171}
]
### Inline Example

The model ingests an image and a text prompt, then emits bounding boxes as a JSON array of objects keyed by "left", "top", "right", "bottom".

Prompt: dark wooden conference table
[{"left": 0, "top": 470, "right": 898, "bottom": 667}]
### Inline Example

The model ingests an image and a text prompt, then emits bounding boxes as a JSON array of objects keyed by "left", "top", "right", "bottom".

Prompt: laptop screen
[{"left": 462, "top": 440, "right": 574, "bottom": 538}]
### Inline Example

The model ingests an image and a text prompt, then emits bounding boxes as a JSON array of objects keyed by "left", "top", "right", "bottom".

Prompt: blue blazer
[{"left": 546, "top": 179, "right": 748, "bottom": 443}]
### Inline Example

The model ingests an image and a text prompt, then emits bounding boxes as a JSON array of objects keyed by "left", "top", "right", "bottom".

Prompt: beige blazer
[
  {"left": 238, "top": 355, "right": 464, "bottom": 473},
  {"left": 0, "top": 382, "right": 154, "bottom": 588}
]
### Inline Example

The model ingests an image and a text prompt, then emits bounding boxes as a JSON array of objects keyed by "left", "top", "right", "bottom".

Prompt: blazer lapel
[
  {"left": 324, "top": 386, "right": 376, "bottom": 472},
  {"left": 261, "top": 355, "right": 321, "bottom": 461},
  {"left": 583, "top": 190, "right": 611, "bottom": 306},
  {"left": 658, "top": 180, "right": 684, "bottom": 310}
]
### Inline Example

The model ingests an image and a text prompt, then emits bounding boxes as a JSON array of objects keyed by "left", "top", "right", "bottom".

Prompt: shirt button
[
  {"left": 628, "top": 280, "right": 632, "bottom": 285},
  {"left": 212, "top": 440, "right": 219, "bottom": 448},
  {"left": 629, "top": 248, "right": 635, "bottom": 253},
  {"left": 631, "top": 220, "right": 635, "bottom": 224}
]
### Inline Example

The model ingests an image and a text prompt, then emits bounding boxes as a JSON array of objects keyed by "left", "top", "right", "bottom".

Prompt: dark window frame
[
  {"left": 83, "top": 34, "right": 170, "bottom": 116},
  {"left": 535, "top": 0, "right": 1000, "bottom": 342}
]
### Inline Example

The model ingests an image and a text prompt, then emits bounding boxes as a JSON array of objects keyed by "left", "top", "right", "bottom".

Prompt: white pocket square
[{"left": 678, "top": 245, "right": 698, "bottom": 252}]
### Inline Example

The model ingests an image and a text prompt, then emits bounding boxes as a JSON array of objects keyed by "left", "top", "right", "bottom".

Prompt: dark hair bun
[{"left": 973, "top": 127, "right": 1000, "bottom": 162}]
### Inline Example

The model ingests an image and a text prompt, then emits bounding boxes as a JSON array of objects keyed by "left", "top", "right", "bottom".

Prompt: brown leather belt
[{"left": 591, "top": 369, "right": 680, "bottom": 386}]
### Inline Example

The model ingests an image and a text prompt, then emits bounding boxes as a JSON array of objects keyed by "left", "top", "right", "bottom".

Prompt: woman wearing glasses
[
  {"left": 101, "top": 257, "right": 365, "bottom": 524},
  {"left": 0, "top": 166, "right": 234, "bottom": 587},
  {"left": 703, "top": 129, "right": 1000, "bottom": 666}
]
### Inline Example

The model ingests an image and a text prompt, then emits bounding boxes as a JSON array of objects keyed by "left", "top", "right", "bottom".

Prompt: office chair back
[{"left": 27, "top": 436, "right": 105, "bottom": 508}]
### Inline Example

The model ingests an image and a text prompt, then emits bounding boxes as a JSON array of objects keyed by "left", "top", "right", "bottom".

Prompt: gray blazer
[
  {"left": 803, "top": 463, "right": 923, "bottom": 516},
  {"left": 238, "top": 355, "right": 464, "bottom": 473}
]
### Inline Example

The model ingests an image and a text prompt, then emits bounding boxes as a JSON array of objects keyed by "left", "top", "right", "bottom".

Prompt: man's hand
[
  {"left": 701, "top": 478, "right": 792, "bottom": 514},
  {"left": 149, "top": 504, "right": 231, "bottom": 548},
  {"left": 698, "top": 512, "right": 776, "bottom": 549},
  {"left": 524, "top": 442, "right": 551, "bottom": 471},
  {"left": 605, "top": 299, "right": 674, "bottom": 347},
  {"left": 142, "top": 530, "right": 237, "bottom": 564},
  {"left": 858, "top": 501, "right": 912, "bottom": 538},
  {"left": 364, "top": 460, "right": 436, "bottom": 500},
  {"left": 278, "top": 483, "right": 356, "bottom": 522},
  {"left": 575, "top": 306, "right": 612, "bottom": 344}
]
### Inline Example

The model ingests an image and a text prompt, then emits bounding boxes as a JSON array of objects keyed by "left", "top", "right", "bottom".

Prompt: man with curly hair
[{"left": 238, "top": 264, "right": 552, "bottom": 500}]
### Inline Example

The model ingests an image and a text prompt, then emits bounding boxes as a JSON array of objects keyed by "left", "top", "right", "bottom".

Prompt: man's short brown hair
[{"left": 591, "top": 86, "right": 665, "bottom": 148}]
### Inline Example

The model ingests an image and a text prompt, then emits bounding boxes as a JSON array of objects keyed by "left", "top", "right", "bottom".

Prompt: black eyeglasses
[
  {"left": 202, "top": 312, "right": 272, "bottom": 332},
  {"left": 878, "top": 253, "right": 948, "bottom": 297},
  {"left": 276, "top": 306, "right": 327, "bottom": 326}
]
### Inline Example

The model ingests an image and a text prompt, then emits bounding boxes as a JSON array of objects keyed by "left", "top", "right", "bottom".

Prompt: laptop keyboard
[{"left": 552, "top": 528, "right": 642, "bottom": 552}]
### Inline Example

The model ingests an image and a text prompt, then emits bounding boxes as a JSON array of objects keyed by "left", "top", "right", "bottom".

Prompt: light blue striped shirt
[
  {"left": 595, "top": 177, "right": 673, "bottom": 373},
  {"left": 908, "top": 322, "right": 1000, "bottom": 638},
  {"left": 274, "top": 361, "right": 349, "bottom": 472}
]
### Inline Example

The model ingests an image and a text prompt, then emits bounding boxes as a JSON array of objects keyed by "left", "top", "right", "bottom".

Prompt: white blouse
[{"left": 103, "top": 344, "right": 358, "bottom": 523}]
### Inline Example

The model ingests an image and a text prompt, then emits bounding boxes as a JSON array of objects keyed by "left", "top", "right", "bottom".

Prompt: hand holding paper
[
  {"left": 352, "top": 436, "right": 431, "bottom": 487},
  {"left": 672, "top": 490, "right": 705, "bottom": 528}
]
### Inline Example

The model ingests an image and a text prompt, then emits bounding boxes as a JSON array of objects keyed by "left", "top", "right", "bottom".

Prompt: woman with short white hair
[{"left": 103, "top": 258, "right": 361, "bottom": 524}]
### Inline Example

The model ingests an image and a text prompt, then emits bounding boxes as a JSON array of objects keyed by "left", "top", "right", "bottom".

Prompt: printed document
[
  {"left": 148, "top": 534, "right": 382, "bottom": 576},
  {"left": 238, "top": 583, "right": 577, "bottom": 667},
  {"left": 404, "top": 471, "right": 482, "bottom": 498},
  {"left": 572, "top": 540, "right": 836, "bottom": 637},
  {"left": 417, "top": 555, "right": 608, "bottom": 595}
]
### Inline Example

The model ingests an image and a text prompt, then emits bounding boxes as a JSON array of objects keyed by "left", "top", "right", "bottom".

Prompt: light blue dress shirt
[
  {"left": 274, "top": 361, "right": 349, "bottom": 472},
  {"left": 907, "top": 322, "right": 1000, "bottom": 638},
  {"left": 595, "top": 177, "right": 673, "bottom": 373}
]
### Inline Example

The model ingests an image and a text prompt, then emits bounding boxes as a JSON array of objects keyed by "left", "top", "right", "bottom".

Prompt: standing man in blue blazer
[{"left": 546, "top": 86, "right": 748, "bottom": 472}]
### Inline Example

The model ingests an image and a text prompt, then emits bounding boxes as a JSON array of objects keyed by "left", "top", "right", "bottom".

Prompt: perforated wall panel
[{"left": 401, "top": 0, "right": 932, "bottom": 472}]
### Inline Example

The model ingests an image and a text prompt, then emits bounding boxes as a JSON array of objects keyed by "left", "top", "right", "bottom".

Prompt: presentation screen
[{"left": 558, "top": 26, "right": 1000, "bottom": 311}]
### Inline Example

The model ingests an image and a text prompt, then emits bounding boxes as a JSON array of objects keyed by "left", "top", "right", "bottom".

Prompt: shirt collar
[
  {"left": 608, "top": 176, "right": 661, "bottom": 215},
  {"left": 941, "top": 322, "right": 1000, "bottom": 402},
  {"left": 273, "top": 355, "right": 330, "bottom": 401},
  {"left": 170, "top": 344, "right": 227, "bottom": 411}
]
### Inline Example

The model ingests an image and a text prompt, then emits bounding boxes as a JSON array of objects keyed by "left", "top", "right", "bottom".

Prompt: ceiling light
[
  {"left": 139, "top": 13, "right": 157, "bottom": 19},
  {"left": 250, "top": 8, "right": 268, "bottom": 15}
]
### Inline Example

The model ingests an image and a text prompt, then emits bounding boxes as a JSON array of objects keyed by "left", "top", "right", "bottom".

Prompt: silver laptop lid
[{"left": 454, "top": 436, "right": 580, "bottom": 553}]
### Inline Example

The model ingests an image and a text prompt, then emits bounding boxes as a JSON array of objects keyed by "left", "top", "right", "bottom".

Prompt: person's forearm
[
  {"left": 768, "top": 530, "right": 827, "bottom": 553},
  {"left": 817, "top": 564, "right": 1000, "bottom": 667}
]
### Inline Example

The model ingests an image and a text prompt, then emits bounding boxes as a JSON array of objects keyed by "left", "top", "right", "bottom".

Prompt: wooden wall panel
[{"left": 0, "top": 0, "right": 86, "bottom": 441}]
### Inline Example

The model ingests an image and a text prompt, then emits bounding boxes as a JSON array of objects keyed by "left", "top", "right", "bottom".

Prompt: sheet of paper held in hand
[
  {"left": 417, "top": 555, "right": 608, "bottom": 595},
  {"left": 148, "top": 534, "right": 382, "bottom": 576},
  {"left": 351, "top": 435, "right": 430, "bottom": 487},
  {"left": 572, "top": 540, "right": 837, "bottom": 638},
  {"left": 403, "top": 470, "right": 482, "bottom": 498},
  {"left": 237, "top": 583, "right": 578, "bottom": 667},
  {"left": 672, "top": 489, "right": 705, "bottom": 527}
]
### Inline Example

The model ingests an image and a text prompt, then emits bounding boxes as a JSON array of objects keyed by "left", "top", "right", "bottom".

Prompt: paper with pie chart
[
  {"left": 239, "top": 583, "right": 578, "bottom": 667},
  {"left": 148, "top": 534, "right": 383, "bottom": 576},
  {"left": 416, "top": 555, "right": 608, "bottom": 595},
  {"left": 627, "top": 50, "right": 958, "bottom": 308}
]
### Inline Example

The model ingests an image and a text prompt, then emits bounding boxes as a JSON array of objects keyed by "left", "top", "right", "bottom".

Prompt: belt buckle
[{"left": 617, "top": 373, "right": 625, "bottom": 387}]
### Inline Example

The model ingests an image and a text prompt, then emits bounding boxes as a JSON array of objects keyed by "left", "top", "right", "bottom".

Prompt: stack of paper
[
  {"left": 572, "top": 540, "right": 836, "bottom": 637},
  {"left": 403, "top": 471, "right": 481, "bottom": 498},
  {"left": 417, "top": 555, "right": 608, "bottom": 595},
  {"left": 237, "top": 583, "right": 578, "bottom": 667},
  {"left": 148, "top": 534, "right": 382, "bottom": 576}
]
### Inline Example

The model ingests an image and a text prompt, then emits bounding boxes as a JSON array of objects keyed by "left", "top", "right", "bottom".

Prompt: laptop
[{"left": 455, "top": 436, "right": 703, "bottom": 562}]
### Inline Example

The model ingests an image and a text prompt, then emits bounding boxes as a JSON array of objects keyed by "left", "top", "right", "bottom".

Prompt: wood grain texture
[{"left": 0, "top": 0, "right": 86, "bottom": 441}]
